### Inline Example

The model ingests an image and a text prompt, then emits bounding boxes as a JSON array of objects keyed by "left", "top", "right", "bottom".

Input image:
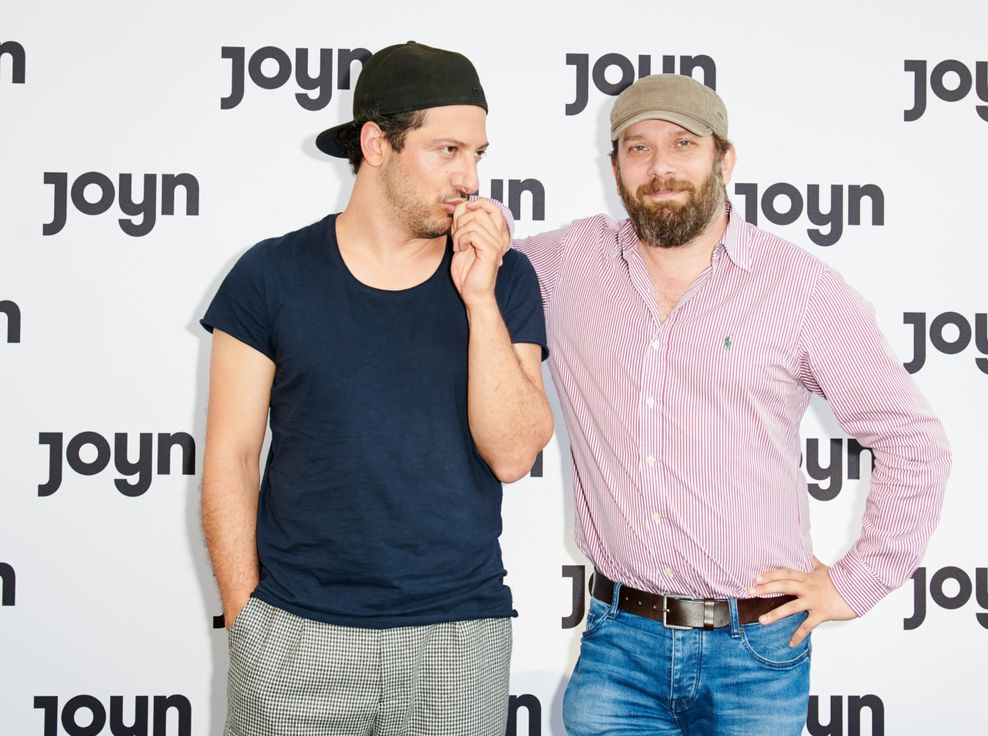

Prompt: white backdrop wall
[{"left": 2, "top": 2, "right": 985, "bottom": 734}]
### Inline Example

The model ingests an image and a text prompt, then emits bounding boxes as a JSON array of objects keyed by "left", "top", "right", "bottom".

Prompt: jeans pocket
[
  {"left": 740, "top": 611, "right": 812, "bottom": 669},
  {"left": 582, "top": 597, "right": 612, "bottom": 639}
]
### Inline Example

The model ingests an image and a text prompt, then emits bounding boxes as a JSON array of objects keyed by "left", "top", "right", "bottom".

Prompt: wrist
[{"left": 464, "top": 296, "right": 500, "bottom": 319}]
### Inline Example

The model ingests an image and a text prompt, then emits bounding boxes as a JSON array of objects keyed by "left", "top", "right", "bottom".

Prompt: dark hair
[
  {"left": 610, "top": 131, "right": 732, "bottom": 166},
  {"left": 337, "top": 108, "right": 427, "bottom": 174}
]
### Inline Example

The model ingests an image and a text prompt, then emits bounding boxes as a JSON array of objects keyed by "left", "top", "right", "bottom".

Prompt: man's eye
[
  {"left": 441, "top": 146, "right": 457, "bottom": 155},
  {"left": 676, "top": 139, "right": 694, "bottom": 148}
]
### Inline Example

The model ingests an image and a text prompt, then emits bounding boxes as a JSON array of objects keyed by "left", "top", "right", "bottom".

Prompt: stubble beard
[
  {"left": 619, "top": 163, "right": 724, "bottom": 248},
  {"left": 382, "top": 156, "right": 459, "bottom": 240}
]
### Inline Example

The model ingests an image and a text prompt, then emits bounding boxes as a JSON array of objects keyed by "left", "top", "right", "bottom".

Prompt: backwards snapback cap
[
  {"left": 316, "top": 41, "right": 487, "bottom": 157},
  {"left": 610, "top": 74, "right": 728, "bottom": 141}
]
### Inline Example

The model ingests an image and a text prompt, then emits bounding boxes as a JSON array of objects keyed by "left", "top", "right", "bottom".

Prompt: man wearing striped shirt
[{"left": 514, "top": 74, "right": 950, "bottom": 734}]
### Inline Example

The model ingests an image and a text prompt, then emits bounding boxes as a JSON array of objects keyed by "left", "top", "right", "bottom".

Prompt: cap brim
[
  {"left": 315, "top": 120, "right": 357, "bottom": 157},
  {"left": 611, "top": 110, "right": 713, "bottom": 140}
]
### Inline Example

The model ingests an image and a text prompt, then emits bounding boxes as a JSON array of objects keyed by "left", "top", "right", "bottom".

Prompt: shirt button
[
  {"left": 646, "top": 396, "right": 655, "bottom": 408},
  {"left": 646, "top": 455, "right": 656, "bottom": 466},
  {"left": 651, "top": 512, "right": 662, "bottom": 523},
  {"left": 664, "top": 567, "right": 674, "bottom": 577},
  {"left": 651, "top": 340, "right": 661, "bottom": 351}
]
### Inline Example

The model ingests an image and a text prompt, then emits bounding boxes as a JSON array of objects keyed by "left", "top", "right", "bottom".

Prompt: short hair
[
  {"left": 610, "top": 131, "right": 733, "bottom": 166},
  {"left": 337, "top": 108, "right": 427, "bottom": 174}
]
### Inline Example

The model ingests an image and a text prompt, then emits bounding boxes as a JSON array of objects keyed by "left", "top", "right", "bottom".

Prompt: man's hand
[
  {"left": 452, "top": 198, "right": 511, "bottom": 257},
  {"left": 224, "top": 592, "right": 253, "bottom": 631},
  {"left": 748, "top": 557, "right": 857, "bottom": 647},
  {"left": 450, "top": 199, "right": 509, "bottom": 307}
]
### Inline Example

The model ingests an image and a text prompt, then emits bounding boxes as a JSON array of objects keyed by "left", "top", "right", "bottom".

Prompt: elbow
[
  {"left": 488, "top": 414, "right": 554, "bottom": 484},
  {"left": 490, "top": 459, "right": 536, "bottom": 484}
]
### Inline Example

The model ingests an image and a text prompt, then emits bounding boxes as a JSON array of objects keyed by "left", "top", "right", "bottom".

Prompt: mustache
[{"left": 636, "top": 178, "right": 696, "bottom": 197}]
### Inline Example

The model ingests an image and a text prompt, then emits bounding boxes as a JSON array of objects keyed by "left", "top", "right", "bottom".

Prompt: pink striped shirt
[{"left": 515, "top": 207, "right": 950, "bottom": 615}]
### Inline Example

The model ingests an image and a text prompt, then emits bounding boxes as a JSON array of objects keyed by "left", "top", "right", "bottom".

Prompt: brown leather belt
[{"left": 590, "top": 571, "right": 795, "bottom": 630}]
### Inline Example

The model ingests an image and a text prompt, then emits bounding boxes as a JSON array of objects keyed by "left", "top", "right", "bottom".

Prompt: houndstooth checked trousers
[{"left": 224, "top": 597, "right": 512, "bottom": 736}]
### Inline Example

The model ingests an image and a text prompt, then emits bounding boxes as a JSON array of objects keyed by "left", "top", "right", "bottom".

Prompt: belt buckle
[{"left": 661, "top": 594, "right": 695, "bottom": 630}]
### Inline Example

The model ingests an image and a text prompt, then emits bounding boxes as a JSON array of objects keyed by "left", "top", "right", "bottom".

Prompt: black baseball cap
[{"left": 316, "top": 41, "right": 488, "bottom": 158}]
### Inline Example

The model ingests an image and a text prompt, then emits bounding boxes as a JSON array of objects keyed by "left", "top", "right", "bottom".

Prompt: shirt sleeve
[
  {"left": 796, "top": 268, "right": 951, "bottom": 615},
  {"left": 200, "top": 244, "right": 275, "bottom": 360},
  {"left": 512, "top": 226, "right": 575, "bottom": 310},
  {"left": 496, "top": 250, "right": 548, "bottom": 361}
]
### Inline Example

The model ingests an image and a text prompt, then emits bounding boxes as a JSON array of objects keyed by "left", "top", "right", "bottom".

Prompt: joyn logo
[
  {"left": 43, "top": 172, "right": 199, "bottom": 237},
  {"left": 561, "top": 564, "right": 587, "bottom": 629},
  {"left": 565, "top": 52, "right": 716, "bottom": 116},
  {"left": 801, "top": 438, "right": 874, "bottom": 502},
  {"left": 733, "top": 183, "right": 884, "bottom": 247},
  {"left": 1, "top": 40, "right": 25, "bottom": 84},
  {"left": 39, "top": 432, "right": 196, "bottom": 497},
  {"left": 221, "top": 46, "right": 370, "bottom": 111},
  {"left": 0, "top": 562, "right": 15, "bottom": 606},
  {"left": 34, "top": 695, "right": 191, "bottom": 736},
  {"left": 506, "top": 694, "right": 541, "bottom": 736},
  {"left": 1, "top": 299, "right": 21, "bottom": 344},
  {"left": 904, "top": 566, "right": 988, "bottom": 630},
  {"left": 904, "top": 60, "right": 987, "bottom": 122},
  {"left": 487, "top": 179, "right": 546, "bottom": 222},
  {"left": 903, "top": 312, "right": 987, "bottom": 375},
  {"left": 807, "top": 695, "right": 884, "bottom": 736}
]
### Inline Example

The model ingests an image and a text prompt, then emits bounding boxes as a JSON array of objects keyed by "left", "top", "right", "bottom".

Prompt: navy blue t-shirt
[{"left": 201, "top": 213, "right": 547, "bottom": 628}]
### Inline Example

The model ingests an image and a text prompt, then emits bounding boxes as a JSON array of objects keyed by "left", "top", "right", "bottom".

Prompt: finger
[
  {"left": 453, "top": 220, "right": 501, "bottom": 257},
  {"left": 450, "top": 247, "right": 476, "bottom": 283},
  {"left": 452, "top": 209, "right": 496, "bottom": 237},
  {"left": 464, "top": 198, "right": 508, "bottom": 233},
  {"left": 450, "top": 199, "right": 471, "bottom": 236},
  {"left": 756, "top": 598, "right": 806, "bottom": 626},
  {"left": 455, "top": 222, "right": 500, "bottom": 254},
  {"left": 748, "top": 580, "right": 801, "bottom": 597},
  {"left": 754, "top": 568, "right": 807, "bottom": 584},
  {"left": 456, "top": 204, "right": 502, "bottom": 232},
  {"left": 788, "top": 616, "right": 818, "bottom": 648}
]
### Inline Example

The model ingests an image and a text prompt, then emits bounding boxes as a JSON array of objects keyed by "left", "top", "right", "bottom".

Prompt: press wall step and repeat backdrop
[{"left": 2, "top": 1, "right": 985, "bottom": 734}]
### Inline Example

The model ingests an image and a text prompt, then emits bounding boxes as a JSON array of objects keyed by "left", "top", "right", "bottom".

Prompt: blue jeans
[{"left": 563, "top": 587, "right": 811, "bottom": 736}]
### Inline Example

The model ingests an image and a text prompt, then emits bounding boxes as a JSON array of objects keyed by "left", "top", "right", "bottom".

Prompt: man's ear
[
  {"left": 720, "top": 144, "right": 737, "bottom": 187},
  {"left": 360, "top": 122, "right": 389, "bottom": 168}
]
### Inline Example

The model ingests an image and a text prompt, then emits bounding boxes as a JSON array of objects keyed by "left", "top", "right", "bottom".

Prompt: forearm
[
  {"left": 201, "top": 452, "right": 261, "bottom": 624},
  {"left": 466, "top": 300, "right": 552, "bottom": 482},
  {"left": 829, "top": 413, "right": 951, "bottom": 615},
  {"left": 802, "top": 270, "right": 952, "bottom": 614}
]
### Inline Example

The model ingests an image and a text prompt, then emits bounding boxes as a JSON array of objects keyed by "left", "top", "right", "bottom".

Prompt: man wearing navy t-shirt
[{"left": 200, "top": 42, "right": 552, "bottom": 736}]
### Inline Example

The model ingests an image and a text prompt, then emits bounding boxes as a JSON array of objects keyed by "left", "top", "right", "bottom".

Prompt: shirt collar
[
  {"left": 615, "top": 200, "right": 752, "bottom": 273},
  {"left": 719, "top": 201, "right": 752, "bottom": 272}
]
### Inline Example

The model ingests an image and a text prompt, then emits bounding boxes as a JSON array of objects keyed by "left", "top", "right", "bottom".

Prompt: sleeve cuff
[{"left": 828, "top": 552, "right": 892, "bottom": 617}]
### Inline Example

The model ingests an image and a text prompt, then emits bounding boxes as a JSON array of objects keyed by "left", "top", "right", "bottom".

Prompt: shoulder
[
  {"left": 742, "top": 219, "right": 831, "bottom": 284},
  {"left": 553, "top": 213, "right": 627, "bottom": 243},
  {"left": 512, "top": 213, "right": 626, "bottom": 260},
  {"left": 240, "top": 214, "right": 336, "bottom": 268},
  {"left": 497, "top": 248, "right": 540, "bottom": 295},
  {"left": 500, "top": 247, "right": 536, "bottom": 274}
]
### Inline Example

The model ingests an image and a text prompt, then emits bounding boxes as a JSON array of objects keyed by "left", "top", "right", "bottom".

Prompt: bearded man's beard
[
  {"left": 382, "top": 156, "right": 457, "bottom": 239},
  {"left": 619, "top": 165, "right": 724, "bottom": 248}
]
